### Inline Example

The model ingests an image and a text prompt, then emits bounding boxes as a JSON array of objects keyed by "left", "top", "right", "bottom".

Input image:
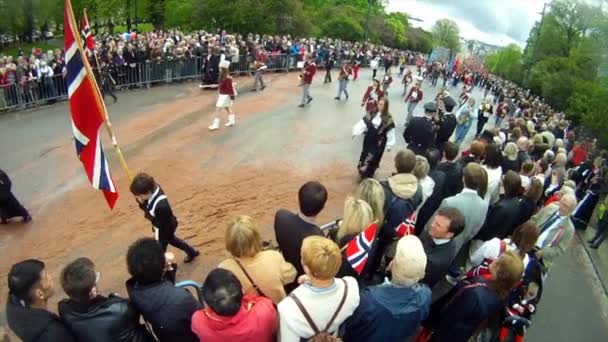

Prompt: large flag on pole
[
  {"left": 65, "top": 0, "right": 118, "bottom": 209},
  {"left": 81, "top": 9, "right": 94, "bottom": 57}
]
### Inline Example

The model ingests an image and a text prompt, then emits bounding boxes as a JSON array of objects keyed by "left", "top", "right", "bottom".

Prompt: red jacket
[
  {"left": 405, "top": 86, "right": 423, "bottom": 103},
  {"left": 219, "top": 77, "right": 235, "bottom": 97},
  {"left": 362, "top": 86, "right": 384, "bottom": 113},
  {"left": 303, "top": 63, "right": 317, "bottom": 84},
  {"left": 191, "top": 294, "right": 277, "bottom": 342}
]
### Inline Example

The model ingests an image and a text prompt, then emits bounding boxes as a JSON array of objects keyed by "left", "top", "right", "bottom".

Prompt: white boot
[
  {"left": 208, "top": 118, "right": 220, "bottom": 131},
  {"left": 225, "top": 114, "right": 236, "bottom": 127}
]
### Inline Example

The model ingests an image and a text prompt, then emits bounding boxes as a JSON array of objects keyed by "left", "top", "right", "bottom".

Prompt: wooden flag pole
[{"left": 72, "top": 6, "right": 133, "bottom": 181}]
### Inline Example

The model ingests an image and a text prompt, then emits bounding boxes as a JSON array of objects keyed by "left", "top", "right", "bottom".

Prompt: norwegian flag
[
  {"left": 65, "top": 0, "right": 118, "bottom": 209},
  {"left": 345, "top": 223, "right": 378, "bottom": 275},
  {"left": 81, "top": 9, "right": 94, "bottom": 56},
  {"left": 395, "top": 212, "right": 417, "bottom": 238}
]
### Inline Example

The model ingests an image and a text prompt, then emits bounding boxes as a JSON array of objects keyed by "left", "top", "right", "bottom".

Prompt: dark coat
[
  {"left": 476, "top": 197, "right": 522, "bottom": 241},
  {"left": 501, "top": 158, "right": 520, "bottom": 174},
  {"left": 420, "top": 233, "right": 459, "bottom": 288},
  {"left": 428, "top": 279, "right": 503, "bottom": 342},
  {"left": 416, "top": 169, "right": 448, "bottom": 235},
  {"left": 58, "top": 295, "right": 154, "bottom": 342},
  {"left": 126, "top": 278, "right": 201, "bottom": 342},
  {"left": 404, "top": 116, "right": 436, "bottom": 156},
  {"left": 343, "top": 283, "right": 432, "bottom": 342},
  {"left": 138, "top": 186, "right": 177, "bottom": 241},
  {"left": 436, "top": 113, "right": 457, "bottom": 146},
  {"left": 274, "top": 209, "right": 323, "bottom": 278},
  {"left": 436, "top": 162, "right": 463, "bottom": 198},
  {"left": 6, "top": 295, "right": 76, "bottom": 342}
]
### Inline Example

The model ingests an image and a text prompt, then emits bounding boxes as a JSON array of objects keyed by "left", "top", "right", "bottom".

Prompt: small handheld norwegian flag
[
  {"left": 395, "top": 212, "right": 417, "bottom": 238},
  {"left": 345, "top": 223, "right": 378, "bottom": 275},
  {"left": 81, "top": 9, "right": 94, "bottom": 57}
]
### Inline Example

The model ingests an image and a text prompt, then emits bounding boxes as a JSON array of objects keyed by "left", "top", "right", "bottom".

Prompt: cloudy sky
[{"left": 386, "top": 0, "right": 604, "bottom": 47}]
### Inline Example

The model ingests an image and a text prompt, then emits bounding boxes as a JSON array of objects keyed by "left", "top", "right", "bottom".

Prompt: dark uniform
[
  {"left": 0, "top": 169, "right": 31, "bottom": 224},
  {"left": 435, "top": 96, "right": 458, "bottom": 152},
  {"left": 403, "top": 102, "right": 437, "bottom": 156},
  {"left": 137, "top": 185, "right": 199, "bottom": 262}
]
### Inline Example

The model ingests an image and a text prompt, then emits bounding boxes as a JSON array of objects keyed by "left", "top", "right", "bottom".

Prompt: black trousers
[
  {"left": 324, "top": 68, "right": 332, "bottom": 83},
  {"left": 477, "top": 116, "right": 489, "bottom": 136},
  {"left": 0, "top": 192, "right": 29, "bottom": 221},
  {"left": 159, "top": 233, "right": 197, "bottom": 256},
  {"left": 591, "top": 215, "right": 608, "bottom": 247}
]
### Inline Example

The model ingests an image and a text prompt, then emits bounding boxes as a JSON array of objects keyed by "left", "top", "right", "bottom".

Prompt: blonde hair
[
  {"left": 355, "top": 179, "right": 385, "bottom": 231},
  {"left": 225, "top": 215, "right": 262, "bottom": 258},
  {"left": 504, "top": 142, "right": 518, "bottom": 160},
  {"left": 490, "top": 250, "right": 524, "bottom": 299},
  {"left": 413, "top": 156, "right": 430, "bottom": 180},
  {"left": 337, "top": 197, "right": 373, "bottom": 242},
  {"left": 301, "top": 236, "right": 342, "bottom": 280}
]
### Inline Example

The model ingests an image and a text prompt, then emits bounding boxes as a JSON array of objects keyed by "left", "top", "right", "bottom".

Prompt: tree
[
  {"left": 432, "top": 18, "right": 460, "bottom": 52},
  {"left": 485, "top": 44, "right": 524, "bottom": 84}
]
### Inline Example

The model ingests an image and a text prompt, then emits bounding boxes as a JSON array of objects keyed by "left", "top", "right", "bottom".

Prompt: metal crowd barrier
[{"left": 0, "top": 53, "right": 411, "bottom": 112}]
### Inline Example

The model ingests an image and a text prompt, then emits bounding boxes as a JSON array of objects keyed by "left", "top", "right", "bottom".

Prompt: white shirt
[
  {"left": 352, "top": 114, "right": 396, "bottom": 149},
  {"left": 417, "top": 176, "right": 435, "bottom": 212},
  {"left": 521, "top": 175, "right": 531, "bottom": 189},
  {"left": 536, "top": 213, "right": 566, "bottom": 248},
  {"left": 278, "top": 277, "right": 360, "bottom": 341},
  {"left": 432, "top": 238, "right": 451, "bottom": 245},
  {"left": 468, "top": 238, "right": 529, "bottom": 271},
  {"left": 483, "top": 165, "right": 503, "bottom": 205}
]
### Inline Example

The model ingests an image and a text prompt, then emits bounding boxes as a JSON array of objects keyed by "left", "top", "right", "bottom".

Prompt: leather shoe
[{"left": 184, "top": 251, "right": 200, "bottom": 263}]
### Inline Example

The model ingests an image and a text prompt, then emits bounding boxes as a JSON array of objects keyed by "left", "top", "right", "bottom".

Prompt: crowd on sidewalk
[{"left": 4, "top": 26, "right": 608, "bottom": 342}]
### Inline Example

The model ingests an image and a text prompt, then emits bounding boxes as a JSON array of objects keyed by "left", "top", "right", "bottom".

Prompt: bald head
[{"left": 559, "top": 194, "right": 577, "bottom": 216}]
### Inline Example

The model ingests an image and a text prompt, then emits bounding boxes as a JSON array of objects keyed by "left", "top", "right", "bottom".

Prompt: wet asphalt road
[{"left": 1, "top": 68, "right": 607, "bottom": 341}]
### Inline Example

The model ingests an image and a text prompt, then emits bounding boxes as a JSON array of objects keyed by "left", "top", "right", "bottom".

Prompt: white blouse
[{"left": 352, "top": 114, "right": 396, "bottom": 149}]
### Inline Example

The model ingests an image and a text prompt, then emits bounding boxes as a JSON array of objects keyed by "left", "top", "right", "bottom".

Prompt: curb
[{"left": 576, "top": 230, "right": 608, "bottom": 298}]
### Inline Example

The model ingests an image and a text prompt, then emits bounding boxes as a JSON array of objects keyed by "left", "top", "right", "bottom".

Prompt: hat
[
  {"left": 219, "top": 60, "right": 231, "bottom": 69},
  {"left": 423, "top": 102, "right": 438, "bottom": 113},
  {"left": 443, "top": 96, "right": 457, "bottom": 112},
  {"left": 392, "top": 236, "right": 427, "bottom": 286}
]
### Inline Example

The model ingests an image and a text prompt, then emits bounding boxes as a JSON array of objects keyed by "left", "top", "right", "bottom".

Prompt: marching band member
[
  {"left": 361, "top": 79, "right": 384, "bottom": 114},
  {"left": 209, "top": 60, "right": 236, "bottom": 130},
  {"left": 335, "top": 61, "right": 352, "bottom": 101}
]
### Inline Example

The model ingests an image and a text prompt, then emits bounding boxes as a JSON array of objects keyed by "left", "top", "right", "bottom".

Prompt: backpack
[{"left": 290, "top": 279, "right": 349, "bottom": 342}]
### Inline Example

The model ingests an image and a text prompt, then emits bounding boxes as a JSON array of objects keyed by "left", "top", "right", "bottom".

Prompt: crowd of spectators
[{"left": 0, "top": 28, "right": 424, "bottom": 110}]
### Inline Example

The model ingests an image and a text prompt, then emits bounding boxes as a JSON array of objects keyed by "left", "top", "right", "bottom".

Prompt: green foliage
[
  {"left": 432, "top": 18, "right": 460, "bottom": 52},
  {"left": 321, "top": 15, "right": 364, "bottom": 42},
  {"left": 485, "top": 44, "right": 524, "bottom": 84},
  {"left": 486, "top": 0, "right": 608, "bottom": 146}
]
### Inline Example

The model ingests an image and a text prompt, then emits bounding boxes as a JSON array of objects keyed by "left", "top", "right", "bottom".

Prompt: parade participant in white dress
[{"left": 208, "top": 60, "right": 237, "bottom": 131}]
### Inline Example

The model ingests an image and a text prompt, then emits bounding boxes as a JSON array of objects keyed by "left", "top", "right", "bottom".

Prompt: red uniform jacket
[
  {"left": 303, "top": 63, "right": 317, "bottom": 84},
  {"left": 362, "top": 86, "right": 384, "bottom": 113},
  {"left": 405, "top": 87, "right": 423, "bottom": 103},
  {"left": 219, "top": 77, "right": 235, "bottom": 97}
]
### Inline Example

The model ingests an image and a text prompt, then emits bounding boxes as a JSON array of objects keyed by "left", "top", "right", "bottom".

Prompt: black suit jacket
[
  {"left": 436, "top": 161, "right": 463, "bottom": 198},
  {"left": 436, "top": 113, "right": 457, "bottom": 145},
  {"left": 476, "top": 197, "right": 522, "bottom": 241},
  {"left": 416, "top": 169, "right": 447, "bottom": 234},
  {"left": 404, "top": 116, "right": 436, "bottom": 155},
  {"left": 420, "top": 233, "right": 458, "bottom": 288},
  {"left": 274, "top": 209, "right": 323, "bottom": 277}
]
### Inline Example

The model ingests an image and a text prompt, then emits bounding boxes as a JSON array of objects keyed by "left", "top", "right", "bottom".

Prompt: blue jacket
[
  {"left": 343, "top": 282, "right": 431, "bottom": 342},
  {"left": 290, "top": 45, "right": 300, "bottom": 56}
]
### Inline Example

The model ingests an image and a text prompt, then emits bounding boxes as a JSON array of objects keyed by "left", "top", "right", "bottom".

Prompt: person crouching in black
[
  {"left": 0, "top": 168, "right": 31, "bottom": 224},
  {"left": 130, "top": 172, "right": 200, "bottom": 263}
]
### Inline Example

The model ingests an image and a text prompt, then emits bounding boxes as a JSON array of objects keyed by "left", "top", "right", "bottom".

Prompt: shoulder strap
[
  {"left": 233, "top": 258, "right": 266, "bottom": 297},
  {"left": 290, "top": 293, "right": 320, "bottom": 335},
  {"left": 323, "top": 279, "right": 349, "bottom": 332}
]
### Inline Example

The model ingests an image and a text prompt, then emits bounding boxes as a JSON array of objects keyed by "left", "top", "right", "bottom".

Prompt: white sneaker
[
  {"left": 208, "top": 118, "right": 220, "bottom": 131},
  {"left": 225, "top": 114, "right": 235, "bottom": 127}
]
